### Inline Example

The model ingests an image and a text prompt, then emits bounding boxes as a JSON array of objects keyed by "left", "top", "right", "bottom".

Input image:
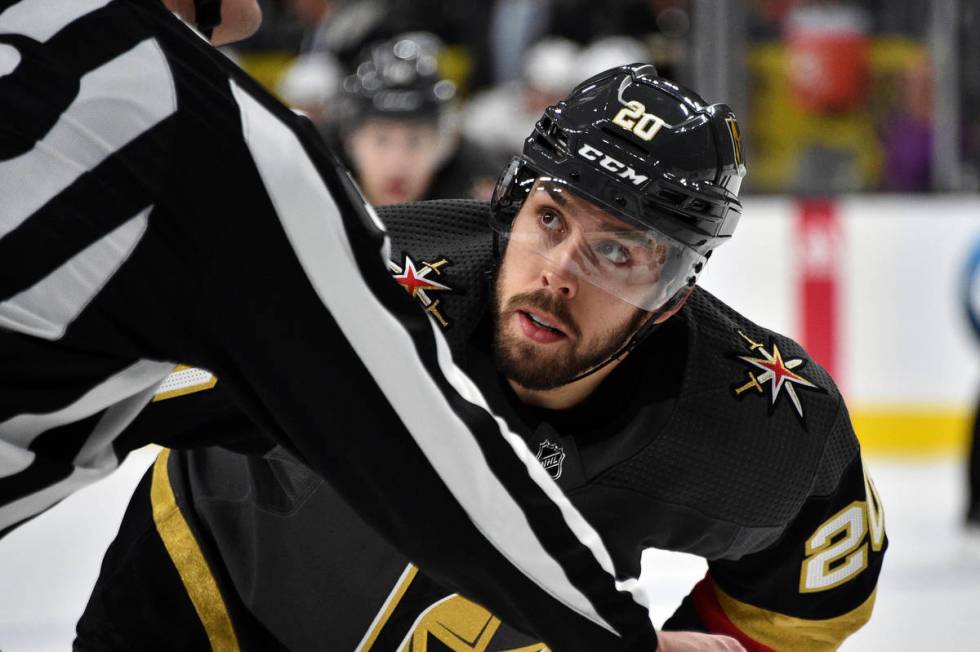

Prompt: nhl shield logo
[{"left": 535, "top": 439, "right": 566, "bottom": 480}]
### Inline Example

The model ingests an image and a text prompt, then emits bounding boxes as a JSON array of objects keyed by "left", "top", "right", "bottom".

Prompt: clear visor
[{"left": 493, "top": 178, "right": 704, "bottom": 312}]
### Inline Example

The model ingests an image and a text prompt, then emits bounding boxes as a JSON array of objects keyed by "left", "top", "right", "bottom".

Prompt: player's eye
[
  {"left": 539, "top": 209, "right": 564, "bottom": 232},
  {"left": 593, "top": 240, "right": 631, "bottom": 265}
]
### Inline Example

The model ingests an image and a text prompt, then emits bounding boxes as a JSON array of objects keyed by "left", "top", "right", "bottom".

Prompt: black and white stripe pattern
[
  {"left": 0, "top": 1, "right": 656, "bottom": 647},
  {"left": 0, "top": 360, "right": 170, "bottom": 535},
  {"left": 0, "top": 0, "right": 176, "bottom": 534}
]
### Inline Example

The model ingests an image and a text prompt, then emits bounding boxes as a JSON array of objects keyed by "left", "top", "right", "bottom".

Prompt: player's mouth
[
  {"left": 384, "top": 178, "right": 410, "bottom": 198},
  {"left": 516, "top": 309, "right": 568, "bottom": 344}
]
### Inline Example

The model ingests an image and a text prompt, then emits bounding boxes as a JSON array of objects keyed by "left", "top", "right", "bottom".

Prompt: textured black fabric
[
  {"left": 597, "top": 287, "right": 848, "bottom": 536},
  {"left": 810, "top": 401, "right": 861, "bottom": 498}
]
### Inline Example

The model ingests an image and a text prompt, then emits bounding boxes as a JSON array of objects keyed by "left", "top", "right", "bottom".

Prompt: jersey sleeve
[
  {"left": 0, "top": 3, "right": 658, "bottom": 649},
  {"left": 665, "top": 412, "right": 886, "bottom": 651},
  {"left": 111, "top": 366, "right": 272, "bottom": 456}
]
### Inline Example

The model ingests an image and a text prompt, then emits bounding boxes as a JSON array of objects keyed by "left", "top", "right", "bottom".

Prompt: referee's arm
[{"left": 0, "top": 1, "right": 656, "bottom": 649}]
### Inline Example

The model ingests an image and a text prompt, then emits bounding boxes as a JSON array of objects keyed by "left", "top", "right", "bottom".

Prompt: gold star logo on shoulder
[
  {"left": 731, "top": 330, "right": 822, "bottom": 419},
  {"left": 387, "top": 254, "right": 454, "bottom": 328}
]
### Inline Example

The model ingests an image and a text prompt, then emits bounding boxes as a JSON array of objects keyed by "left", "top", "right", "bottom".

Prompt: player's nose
[{"left": 540, "top": 248, "right": 579, "bottom": 299}]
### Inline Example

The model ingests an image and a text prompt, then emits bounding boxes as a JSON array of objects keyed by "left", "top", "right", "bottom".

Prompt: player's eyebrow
[
  {"left": 543, "top": 184, "right": 655, "bottom": 240},
  {"left": 543, "top": 185, "right": 568, "bottom": 207}
]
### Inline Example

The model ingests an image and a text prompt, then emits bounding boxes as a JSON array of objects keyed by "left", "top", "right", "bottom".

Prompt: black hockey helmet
[
  {"left": 490, "top": 63, "right": 746, "bottom": 318},
  {"left": 338, "top": 33, "right": 456, "bottom": 128}
]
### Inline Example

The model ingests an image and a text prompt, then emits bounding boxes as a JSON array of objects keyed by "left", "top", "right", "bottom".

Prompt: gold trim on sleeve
[
  {"left": 151, "top": 448, "right": 241, "bottom": 652},
  {"left": 714, "top": 583, "right": 877, "bottom": 652}
]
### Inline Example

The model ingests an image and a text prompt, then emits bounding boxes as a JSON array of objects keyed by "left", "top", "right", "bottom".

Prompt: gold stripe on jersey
[
  {"left": 153, "top": 365, "right": 218, "bottom": 402},
  {"left": 357, "top": 563, "right": 420, "bottom": 651},
  {"left": 713, "top": 582, "right": 877, "bottom": 652},
  {"left": 151, "top": 449, "right": 240, "bottom": 652}
]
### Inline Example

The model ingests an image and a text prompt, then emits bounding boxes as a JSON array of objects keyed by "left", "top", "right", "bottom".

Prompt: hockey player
[
  {"left": 0, "top": 1, "right": 665, "bottom": 649},
  {"left": 75, "top": 65, "right": 884, "bottom": 651},
  {"left": 329, "top": 34, "right": 502, "bottom": 205}
]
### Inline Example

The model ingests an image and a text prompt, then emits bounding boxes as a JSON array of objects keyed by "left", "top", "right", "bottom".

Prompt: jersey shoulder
[
  {"left": 682, "top": 286, "right": 843, "bottom": 421},
  {"left": 593, "top": 287, "right": 860, "bottom": 557},
  {"left": 375, "top": 200, "right": 494, "bottom": 356}
]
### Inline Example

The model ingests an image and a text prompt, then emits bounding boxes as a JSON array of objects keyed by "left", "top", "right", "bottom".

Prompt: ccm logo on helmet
[{"left": 576, "top": 144, "right": 650, "bottom": 187}]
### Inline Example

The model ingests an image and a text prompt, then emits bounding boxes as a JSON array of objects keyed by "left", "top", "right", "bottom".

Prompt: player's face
[
  {"left": 347, "top": 119, "right": 441, "bottom": 205},
  {"left": 492, "top": 184, "right": 651, "bottom": 390}
]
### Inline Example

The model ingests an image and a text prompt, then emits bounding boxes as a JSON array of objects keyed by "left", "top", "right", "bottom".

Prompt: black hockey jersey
[{"left": 88, "top": 200, "right": 886, "bottom": 651}]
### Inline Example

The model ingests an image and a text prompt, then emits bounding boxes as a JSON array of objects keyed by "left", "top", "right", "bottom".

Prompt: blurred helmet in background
[
  {"left": 277, "top": 51, "right": 343, "bottom": 124},
  {"left": 522, "top": 37, "right": 581, "bottom": 97},
  {"left": 337, "top": 32, "right": 456, "bottom": 129},
  {"left": 576, "top": 36, "right": 651, "bottom": 82}
]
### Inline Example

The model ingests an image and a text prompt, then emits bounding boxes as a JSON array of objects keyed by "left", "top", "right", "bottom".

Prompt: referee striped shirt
[{"left": 0, "top": 1, "right": 657, "bottom": 648}]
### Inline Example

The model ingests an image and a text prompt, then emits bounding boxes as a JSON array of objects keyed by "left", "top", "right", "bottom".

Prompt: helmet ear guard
[
  {"left": 489, "top": 157, "right": 534, "bottom": 226},
  {"left": 489, "top": 157, "right": 525, "bottom": 259}
]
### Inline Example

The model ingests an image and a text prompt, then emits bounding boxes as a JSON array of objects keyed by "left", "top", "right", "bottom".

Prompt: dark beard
[{"left": 491, "top": 277, "right": 648, "bottom": 391}]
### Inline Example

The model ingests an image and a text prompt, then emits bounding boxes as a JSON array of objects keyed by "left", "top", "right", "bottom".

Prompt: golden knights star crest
[
  {"left": 731, "top": 330, "right": 822, "bottom": 420},
  {"left": 387, "top": 254, "right": 454, "bottom": 328}
]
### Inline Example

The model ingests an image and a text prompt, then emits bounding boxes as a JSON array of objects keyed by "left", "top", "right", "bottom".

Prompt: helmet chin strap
[
  {"left": 558, "top": 285, "right": 692, "bottom": 386},
  {"left": 193, "top": 0, "right": 222, "bottom": 39},
  {"left": 559, "top": 315, "right": 661, "bottom": 385}
]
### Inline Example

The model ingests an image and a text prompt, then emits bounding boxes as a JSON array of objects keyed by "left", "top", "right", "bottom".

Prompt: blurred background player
[{"left": 326, "top": 33, "right": 503, "bottom": 204}]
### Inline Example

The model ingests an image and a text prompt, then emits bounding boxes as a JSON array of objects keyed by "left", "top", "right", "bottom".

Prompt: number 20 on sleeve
[{"left": 799, "top": 470, "right": 885, "bottom": 593}]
